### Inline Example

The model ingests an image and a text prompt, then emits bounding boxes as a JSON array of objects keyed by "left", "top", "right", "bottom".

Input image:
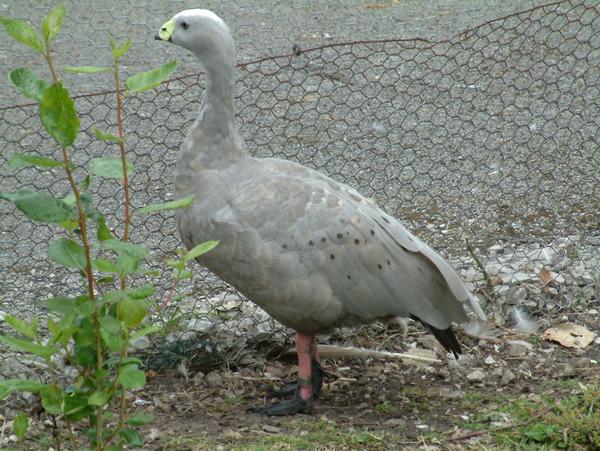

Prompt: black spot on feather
[
  {"left": 321, "top": 237, "right": 327, "bottom": 242},
  {"left": 308, "top": 240, "right": 314, "bottom": 246},
  {"left": 354, "top": 238, "right": 360, "bottom": 245},
  {"left": 336, "top": 233, "right": 343, "bottom": 239},
  {"left": 330, "top": 254, "right": 335, "bottom": 260}
]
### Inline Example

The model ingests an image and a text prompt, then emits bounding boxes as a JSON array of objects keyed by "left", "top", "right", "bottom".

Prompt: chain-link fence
[{"left": 1, "top": 0, "right": 599, "bottom": 377}]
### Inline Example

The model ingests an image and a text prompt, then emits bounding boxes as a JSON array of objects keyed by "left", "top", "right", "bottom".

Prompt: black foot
[
  {"left": 266, "top": 359, "right": 324, "bottom": 400},
  {"left": 248, "top": 393, "right": 314, "bottom": 416}
]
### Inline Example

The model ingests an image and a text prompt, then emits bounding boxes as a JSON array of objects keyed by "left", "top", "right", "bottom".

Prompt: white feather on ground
[
  {"left": 462, "top": 319, "right": 502, "bottom": 339},
  {"left": 510, "top": 307, "right": 540, "bottom": 334}
]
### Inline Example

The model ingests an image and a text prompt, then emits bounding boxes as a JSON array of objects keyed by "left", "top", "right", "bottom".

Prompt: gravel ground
[
  {"left": 1, "top": 0, "right": 553, "bottom": 104},
  {"left": 0, "top": 0, "right": 598, "bottom": 387}
]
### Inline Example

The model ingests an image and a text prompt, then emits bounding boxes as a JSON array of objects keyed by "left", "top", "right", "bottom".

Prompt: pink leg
[{"left": 296, "top": 331, "right": 314, "bottom": 401}]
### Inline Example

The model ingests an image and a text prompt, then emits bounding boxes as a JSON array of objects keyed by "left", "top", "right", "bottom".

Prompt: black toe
[
  {"left": 266, "top": 359, "right": 324, "bottom": 400},
  {"left": 248, "top": 395, "right": 313, "bottom": 416}
]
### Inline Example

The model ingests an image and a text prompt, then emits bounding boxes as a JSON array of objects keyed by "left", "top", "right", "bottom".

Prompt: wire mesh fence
[{"left": 1, "top": 0, "right": 599, "bottom": 377}]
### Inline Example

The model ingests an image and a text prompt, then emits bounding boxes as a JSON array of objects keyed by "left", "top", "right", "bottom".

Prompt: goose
[{"left": 155, "top": 9, "right": 485, "bottom": 415}]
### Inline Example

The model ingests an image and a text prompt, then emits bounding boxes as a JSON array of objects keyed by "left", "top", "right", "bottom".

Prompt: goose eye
[{"left": 181, "top": 21, "right": 189, "bottom": 30}]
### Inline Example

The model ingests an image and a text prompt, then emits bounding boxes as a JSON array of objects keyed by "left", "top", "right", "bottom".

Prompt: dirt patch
[{"left": 135, "top": 314, "right": 599, "bottom": 449}]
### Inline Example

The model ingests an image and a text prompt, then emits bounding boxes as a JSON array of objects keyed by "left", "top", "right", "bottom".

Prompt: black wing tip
[{"left": 410, "top": 315, "right": 462, "bottom": 359}]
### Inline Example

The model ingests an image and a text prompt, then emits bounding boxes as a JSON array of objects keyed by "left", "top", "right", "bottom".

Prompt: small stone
[
  {"left": 263, "top": 424, "right": 281, "bottom": 433},
  {"left": 506, "top": 340, "right": 532, "bottom": 357},
  {"left": 186, "top": 318, "right": 214, "bottom": 333},
  {"left": 466, "top": 369, "right": 485, "bottom": 383},
  {"left": 495, "top": 284, "right": 510, "bottom": 295},
  {"left": 205, "top": 371, "right": 223, "bottom": 387},
  {"left": 417, "top": 334, "right": 441, "bottom": 351},
  {"left": 500, "top": 369, "right": 516, "bottom": 385},
  {"left": 507, "top": 286, "right": 528, "bottom": 304},
  {"left": 538, "top": 247, "right": 559, "bottom": 265},
  {"left": 490, "top": 367, "right": 504, "bottom": 378},
  {"left": 558, "top": 363, "right": 575, "bottom": 378},
  {"left": 513, "top": 272, "right": 534, "bottom": 283},
  {"left": 384, "top": 418, "right": 405, "bottom": 426},
  {"left": 484, "top": 355, "right": 496, "bottom": 365},
  {"left": 484, "top": 263, "right": 502, "bottom": 275},
  {"left": 192, "top": 371, "right": 205, "bottom": 384},
  {"left": 147, "top": 428, "right": 161, "bottom": 442},
  {"left": 130, "top": 336, "right": 151, "bottom": 351}
]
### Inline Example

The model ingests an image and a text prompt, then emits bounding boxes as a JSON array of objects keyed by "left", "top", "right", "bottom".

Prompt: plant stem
[
  {"left": 113, "top": 60, "right": 131, "bottom": 290},
  {"left": 44, "top": 47, "right": 104, "bottom": 450}
]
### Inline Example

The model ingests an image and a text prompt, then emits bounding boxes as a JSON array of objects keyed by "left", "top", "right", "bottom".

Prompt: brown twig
[{"left": 466, "top": 240, "right": 495, "bottom": 299}]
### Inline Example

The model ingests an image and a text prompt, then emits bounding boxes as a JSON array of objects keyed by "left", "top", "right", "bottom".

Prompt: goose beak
[{"left": 156, "top": 18, "right": 175, "bottom": 42}]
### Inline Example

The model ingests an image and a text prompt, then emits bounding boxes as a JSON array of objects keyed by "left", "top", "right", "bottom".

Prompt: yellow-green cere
[{"left": 159, "top": 18, "right": 175, "bottom": 41}]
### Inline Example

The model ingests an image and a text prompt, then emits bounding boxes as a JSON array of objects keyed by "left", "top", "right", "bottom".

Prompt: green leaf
[
  {"left": 0, "top": 191, "right": 75, "bottom": 224},
  {"left": 64, "top": 391, "right": 92, "bottom": 421},
  {"left": 0, "top": 17, "right": 44, "bottom": 52},
  {"left": 3, "top": 314, "right": 36, "bottom": 339},
  {"left": 8, "top": 68, "right": 48, "bottom": 101},
  {"left": 39, "top": 385, "right": 63, "bottom": 415},
  {"left": 97, "top": 215, "right": 113, "bottom": 241},
  {"left": 174, "top": 268, "right": 192, "bottom": 279},
  {"left": 49, "top": 323, "right": 77, "bottom": 346},
  {"left": 125, "top": 60, "right": 177, "bottom": 93},
  {"left": 117, "top": 297, "right": 147, "bottom": 328},
  {"left": 93, "top": 258, "right": 119, "bottom": 273},
  {"left": 0, "top": 335, "right": 57, "bottom": 358},
  {"left": 48, "top": 238, "right": 86, "bottom": 269},
  {"left": 105, "top": 356, "right": 142, "bottom": 368},
  {"left": 89, "top": 157, "right": 132, "bottom": 179},
  {"left": 118, "top": 367, "right": 146, "bottom": 389},
  {"left": 46, "top": 296, "right": 77, "bottom": 315},
  {"left": 0, "top": 380, "right": 47, "bottom": 400},
  {"left": 81, "top": 174, "right": 92, "bottom": 190},
  {"left": 41, "top": 3, "right": 65, "bottom": 44},
  {"left": 63, "top": 66, "right": 111, "bottom": 74},
  {"left": 124, "top": 413, "right": 154, "bottom": 426},
  {"left": 126, "top": 284, "right": 155, "bottom": 299},
  {"left": 40, "top": 82, "right": 79, "bottom": 147},
  {"left": 93, "top": 127, "right": 123, "bottom": 144},
  {"left": 8, "top": 152, "right": 64, "bottom": 169},
  {"left": 120, "top": 428, "right": 143, "bottom": 446},
  {"left": 110, "top": 37, "right": 131, "bottom": 61},
  {"left": 166, "top": 259, "right": 185, "bottom": 270},
  {"left": 102, "top": 239, "right": 149, "bottom": 258},
  {"left": 184, "top": 240, "right": 219, "bottom": 262},
  {"left": 99, "top": 315, "right": 122, "bottom": 334},
  {"left": 13, "top": 412, "right": 28, "bottom": 440},
  {"left": 100, "top": 326, "right": 123, "bottom": 352},
  {"left": 88, "top": 391, "right": 112, "bottom": 406},
  {"left": 129, "top": 325, "right": 160, "bottom": 341},
  {"left": 115, "top": 253, "right": 140, "bottom": 274},
  {"left": 138, "top": 194, "right": 195, "bottom": 214}
]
